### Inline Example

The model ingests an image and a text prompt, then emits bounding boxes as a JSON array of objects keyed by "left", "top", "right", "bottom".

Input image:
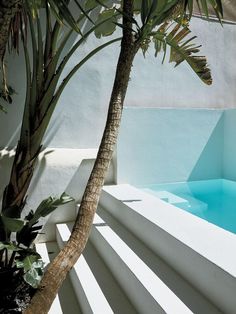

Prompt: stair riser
[
  {"left": 100, "top": 189, "right": 236, "bottom": 314},
  {"left": 90, "top": 225, "right": 169, "bottom": 314},
  {"left": 56, "top": 227, "right": 114, "bottom": 314}
]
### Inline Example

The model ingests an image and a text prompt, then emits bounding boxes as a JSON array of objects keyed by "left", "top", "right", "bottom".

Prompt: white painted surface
[
  {"left": 26, "top": 148, "right": 97, "bottom": 209},
  {"left": 0, "top": 18, "right": 235, "bottom": 151},
  {"left": 90, "top": 214, "right": 193, "bottom": 314},
  {"left": 56, "top": 223, "right": 113, "bottom": 314},
  {"left": 35, "top": 242, "right": 80, "bottom": 314},
  {"left": 127, "top": 19, "right": 236, "bottom": 109},
  {"left": 143, "top": 189, "right": 189, "bottom": 207},
  {"left": 35, "top": 243, "right": 63, "bottom": 314},
  {"left": 117, "top": 108, "right": 224, "bottom": 184},
  {"left": 224, "top": 109, "right": 236, "bottom": 181},
  {"left": 24, "top": 148, "right": 97, "bottom": 242},
  {"left": 101, "top": 184, "right": 236, "bottom": 313},
  {"left": 96, "top": 206, "right": 221, "bottom": 314}
]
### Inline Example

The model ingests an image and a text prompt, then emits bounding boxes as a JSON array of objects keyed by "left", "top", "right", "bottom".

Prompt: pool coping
[
  {"left": 102, "top": 184, "right": 236, "bottom": 313},
  {"left": 104, "top": 184, "right": 236, "bottom": 277}
]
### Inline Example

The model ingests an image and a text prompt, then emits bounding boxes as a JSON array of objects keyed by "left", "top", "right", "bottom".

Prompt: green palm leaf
[
  {"left": 153, "top": 22, "right": 212, "bottom": 85},
  {"left": 185, "top": 0, "right": 223, "bottom": 18}
]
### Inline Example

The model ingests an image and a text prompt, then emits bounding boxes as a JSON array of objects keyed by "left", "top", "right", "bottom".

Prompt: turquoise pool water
[{"left": 142, "top": 179, "right": 236, "bottom": 234}]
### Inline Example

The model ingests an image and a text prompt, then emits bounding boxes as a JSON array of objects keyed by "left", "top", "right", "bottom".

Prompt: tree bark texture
[{"left": 24, "top": 1, "right": 139, "bottom": 313}]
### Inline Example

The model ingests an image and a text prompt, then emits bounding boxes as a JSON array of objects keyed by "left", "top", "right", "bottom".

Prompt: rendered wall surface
[
  {"left": 126, "top": 19, "right": 236, "bottom": 110},
  {"left": 223, "top": 109, "right": 236, "bottom": 181},
  {"left": 0, "top": 16, "right": 235, "bottom": 205},
  {"left": 0, "top": 18, "right": 235, "bottom": 150},
  {"left": 117, "top": 108, "right": 224, "bottom": 185}
]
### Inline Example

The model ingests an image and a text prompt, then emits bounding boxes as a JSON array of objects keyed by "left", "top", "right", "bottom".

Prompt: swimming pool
[{"left": 142, "top": 179, "right": 236, "bottom": 234}]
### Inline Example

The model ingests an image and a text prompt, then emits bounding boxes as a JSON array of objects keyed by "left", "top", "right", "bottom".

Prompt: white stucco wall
[
  {"left": 116, "top": 108, "right": 224, "bottom": 185},
  {"left": 127, "top": 19, "right": 236, "bottom": 109},
  {"left": 37, "top": 18, "right": 236, "bottom": 149},
  {"left": 0, "top": 16, "right": 235, "bottom": 207},
  {"left": 0, "top": 17, "right": 235, "bottom": 150}
]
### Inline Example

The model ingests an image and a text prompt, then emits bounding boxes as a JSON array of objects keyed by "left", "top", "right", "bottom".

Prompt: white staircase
[{"left": 37, "top": 184, "right": 233, "bottom": 314}]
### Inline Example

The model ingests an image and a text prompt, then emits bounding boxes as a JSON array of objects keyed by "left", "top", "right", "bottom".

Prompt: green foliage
[
  {"left": 0, "top": 216, "right": 25, "bottom": 233},
  {"left": 85, "top": 0, "right": 116, "bottom": 10},
  {"left": 0, "top": 242, "right": 20, "bottom": 251},
  {"left": 168, "top": 23, "right": 212, "bottom": 84},
  {"left": 1, "top": 0, "right": 120, "bottom": 221},
  {"left": 83, "top": 0, "right": 223, "bottom": 84},
  {"left": 25, "top": 0, "right": 82, "bottom": 33},
  {"left": 0, "top": 192, "right": 73, "bottom": 287},
  {"left": 1, "top": 0, "right": 121, "bottom": 290},
  {"left": 0, "top": 85, "right": 16, "bottom": 113},
  {"left": 151, "top": 20, "right": 212, "bottom": 84},
  {"left": 134, "top": 0, "right": 222, "bottom": 84},
  {"left": 17, "top": 193, "right": 74, "bottom": 247},
  {"left": 16, "top": 254, "right": 44, "bottom": 288},
  {"left": 185, "top": 0, "right": 223, "bottom": 19},
  {"left": 0, "top": 0, "right": 223, "bottom": 291},
  {"left": 94, "top": 8, "right": 119, "bottom": 38},
  {"left": 30, "top": 193, "right": 74, "bottom": 225}
]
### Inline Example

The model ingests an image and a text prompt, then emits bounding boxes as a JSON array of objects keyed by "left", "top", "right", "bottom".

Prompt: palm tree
[
  {"left": 0, "top": 0, "right": 119, "bottom": 241},
  {"left": 25, "top": 0, "right": 223, "bottom": 312},
  {"left": 0, "top": 0, "right": 121, "bottom": 304},
  {"left": 0, "top": 0, "right": 85, "bottom": 102}
]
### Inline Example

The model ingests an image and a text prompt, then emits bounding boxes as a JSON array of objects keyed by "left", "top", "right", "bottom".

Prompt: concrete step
[
  {"left": 143, "top": 188, "right": 189, "bottom": 210},
  {"left": 99, "top": 184, "right": 225, "bottom": 314},
  {"left": 56, "top": 223, "right": 113, "bottom": 314},
  {"left": 89, "top": 213, "right": 194, "bottom": 314},
  {"left": 143, "top": 188, "right": 208, "bottom": 212},
  {"left": 35, "top": 242, "right": 81, "bottom": 314},
  {"left": 178, "top": 193, "right": 208, "bottom": 211},
  {"left": 55, "top": 217, "right": 194, "bottom": 313},
  {"left": 96, "top": 206, "right": 222, "bottom": 314}
]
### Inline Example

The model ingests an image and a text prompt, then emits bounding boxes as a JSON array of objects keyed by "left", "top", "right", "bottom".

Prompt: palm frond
[
  {"left": 185, "top": 0, "right": 223, "bottom": 19},
  {"left": 153, "top": 22, "right": 212, "bottom": 85}
]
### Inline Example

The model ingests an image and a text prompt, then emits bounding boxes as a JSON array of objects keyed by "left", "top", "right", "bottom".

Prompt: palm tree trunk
[{"left": 24, "top": 1, "right": 139, "bottom": 313}]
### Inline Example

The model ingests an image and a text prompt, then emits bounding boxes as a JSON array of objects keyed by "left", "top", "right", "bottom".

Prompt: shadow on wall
[
  {"left": 116, "top": 108, "right": 224, "bottom": 185},
  {"left": 0, "top": 149, "right": 15, "bottom": 203},
  {"left": 188, "top": 114, "right": 224, "bottom": 181}
]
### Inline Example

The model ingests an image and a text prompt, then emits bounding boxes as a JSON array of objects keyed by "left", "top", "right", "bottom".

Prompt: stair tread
[
  {"left": 143, "top": 189, "right": 189, "bottom": 205},
  {"left": 35, "top": 242, "right": 81, "bottom": 314},
  {"left": 91, "top": 214, "right": 193, "bottom": 314},
  {"left": 56, "top": 224, "right": 113, "bottom": 314},
  {"left": 100, "top": 184, "right": 231, "bottom": 314},
  {"left": 56, "top": 215, "right": 193, "bottom": 314}
]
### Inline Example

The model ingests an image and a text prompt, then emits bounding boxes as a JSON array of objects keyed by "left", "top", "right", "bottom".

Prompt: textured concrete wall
[{"left": 117, "top": 108, "right": 224, "bottom": 185}]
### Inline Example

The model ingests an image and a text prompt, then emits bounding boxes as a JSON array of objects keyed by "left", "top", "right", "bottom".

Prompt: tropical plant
[
  {"left": 25, "top": 0, "right": 223, "bottom": 312},
  {"left": 0, "top": 0, "right": 88, "bottom": 101},
  {"left": 0, "top": 193, "right": 73, "bottom": 289},
  {"left": 0, "top": 85, "right": 15, "bottom": 112},
  {"left": 0, "top": 0, "right": 121, "bottom": 307},
  {"left": 0, "top": 0, "right": 120, "bottom": 235}
]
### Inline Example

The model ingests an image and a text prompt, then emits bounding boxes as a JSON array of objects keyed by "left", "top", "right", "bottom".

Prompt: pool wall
[
  {"left": 117, "top": 108, "right": 236, "bottom": 185},
  {"left": 224, "top": 109, "right": 236, "bottom": 181}
]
